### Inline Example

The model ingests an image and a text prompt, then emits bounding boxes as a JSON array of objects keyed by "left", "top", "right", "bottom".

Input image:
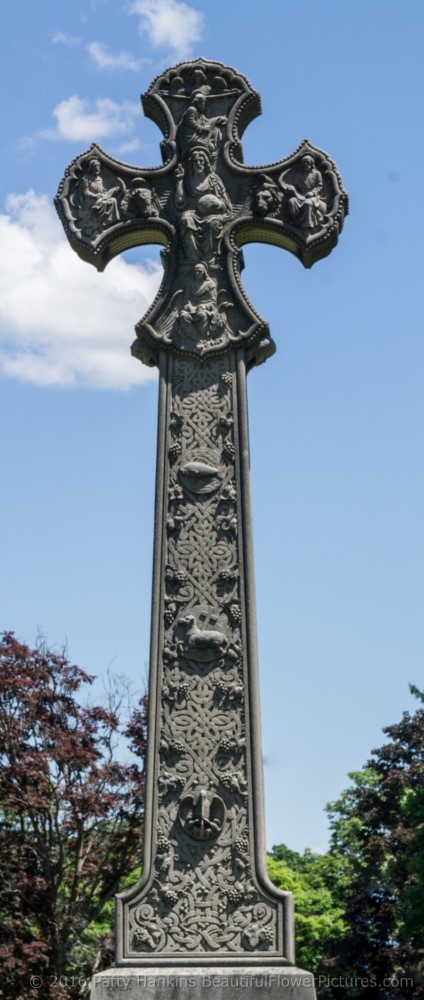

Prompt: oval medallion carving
[{"left": 178, "top": 788, "right": 225, "bottom": 841}]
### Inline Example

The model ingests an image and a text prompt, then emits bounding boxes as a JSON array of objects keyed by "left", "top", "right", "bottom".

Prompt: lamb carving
[{"left": 176, "top": 614, "right": 228, "bottom": 663}]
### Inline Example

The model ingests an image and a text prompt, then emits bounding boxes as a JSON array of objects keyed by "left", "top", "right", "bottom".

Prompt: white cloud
[
  {"left": 0, "top": 192, "right": 162, "bottom": 390},
  {"left": 130, "top": 0, "right": 204, "bottom": 59},
  {"left": 40, "top": 96, "right": 139, "bottom": 143},
  {"left": 87, "top": 41, "right": 141, "bottom": 71},
  {"left": 116, "top": 139, "right": 143, "bottom": 155},
  {"left": 52, "top": 31, "right": 80, "bottom": 47}
]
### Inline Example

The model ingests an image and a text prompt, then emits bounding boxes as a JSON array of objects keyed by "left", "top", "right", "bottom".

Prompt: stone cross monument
[{"left": 56, "top": 59, "right": 347, "bottom": 1000}]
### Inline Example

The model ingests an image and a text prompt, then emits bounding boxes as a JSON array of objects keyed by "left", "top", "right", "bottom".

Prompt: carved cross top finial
[{"left": 56, "top": 58, "right": 348, "bottom": 369}]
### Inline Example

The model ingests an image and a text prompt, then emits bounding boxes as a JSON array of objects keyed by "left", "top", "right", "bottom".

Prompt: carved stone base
[{"left": 90, "top": 966, "right": 317, "bottom": 1000}]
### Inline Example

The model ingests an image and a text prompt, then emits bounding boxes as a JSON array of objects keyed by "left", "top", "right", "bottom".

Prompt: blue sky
[{"left": 1, "top": 0, "right": 423, "bottom": 853}]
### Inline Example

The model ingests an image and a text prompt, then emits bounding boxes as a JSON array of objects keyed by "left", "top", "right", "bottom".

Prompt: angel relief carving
[
  {"left": 158, "top": 261, "right": 235, "bottom": 355},
  {"left": 176, "top": 263, "right": 232, "bottom": 348},
  {"left": 179, "top": 263, "right": 219, "bottom": 337}
]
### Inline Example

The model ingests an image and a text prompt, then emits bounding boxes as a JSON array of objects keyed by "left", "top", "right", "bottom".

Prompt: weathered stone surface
[
  {"left": 56, "top": 57, "right": 347, "bottom": 998},
  {"left": 90, "top": 967, "right": 318, "bottom": 1000},
  {"left": 116, "top": 355, "right": 294, "bottom": 963},
  {"left": 56, "top": 58, "right": 348, "bottom": 369}
]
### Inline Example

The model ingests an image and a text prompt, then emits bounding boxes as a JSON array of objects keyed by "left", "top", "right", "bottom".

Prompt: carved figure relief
[
  {"left": 176, "top": 263, "right": 231, "bottom": 349},
  {"left": 62, "top": 157, "right": 162, "bottom": 243},
  {"left": 178, "top": 263, "right": 219, "bottom": 339},
  {"left": 280, "top": 154, "right": 327, "bottom": 229},
  {"left": 254, "top": 176, "right": 283, "bottom": 218},
  {"left": 157, "top": 263, "right": 237, "bottom": 357},
  {"left": 124, "top": 177, "right": 161, "bottom": 220},
  {"left": 73, "top": 156, "right": 125, "bottom": 239},
  {"left": 56, "top": 62, "right": 346, "bottom": 367},
  {"left": 174, "top": 149, "right": 232, "bottom": 263},
  {"left": 177, "top": 90, "right": 227, "bottom": 164},
  {"left": 253, "top": 152, "right": 336, "bottom": 235}
]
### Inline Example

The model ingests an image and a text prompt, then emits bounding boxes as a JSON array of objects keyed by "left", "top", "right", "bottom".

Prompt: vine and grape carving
[{"left": 127, "top": 359, "right": 278, "bottom": 956}]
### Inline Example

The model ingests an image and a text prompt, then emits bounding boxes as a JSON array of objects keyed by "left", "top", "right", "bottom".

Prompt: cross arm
[
  {"left": 55, "top": 143, "right": 176, "bottom": 271},
  {"left": 223, "top": 138, "right": 348, "bottom": 269},
  {"left": 55, "top": 58, "right": 348, "bottom": 370}
]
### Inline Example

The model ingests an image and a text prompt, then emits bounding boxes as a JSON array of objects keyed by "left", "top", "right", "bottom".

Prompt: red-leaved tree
[{"left": 0, "top": 631, "right": 147, "bottom": 1000}]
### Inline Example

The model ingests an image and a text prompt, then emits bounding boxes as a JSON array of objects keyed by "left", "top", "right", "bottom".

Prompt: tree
[
  {"left": 268, "top": 688, "right": 424, "bottom": 999},
  {"left": 0, "top": 632, "right": 147, "bottom": 1000},
  {"left": 320, "top": 686, "right": 424, "bottom": 999},
  {"left": 267, "top": 844, "right": 349, "bottom": 971}
]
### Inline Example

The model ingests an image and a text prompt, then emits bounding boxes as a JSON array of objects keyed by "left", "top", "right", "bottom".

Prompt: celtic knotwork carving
[
  {"left": 132, "top": 905, "right": 166, "bottom": 952},
  {"left": 123, "top": 357, "right": 280, "bottom": 956}
]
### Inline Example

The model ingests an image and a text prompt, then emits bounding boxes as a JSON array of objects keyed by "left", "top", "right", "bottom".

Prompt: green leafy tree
[
  {"left": 0, "top": 632, "right": 147, "bottom": 1000},
  {"left": 267, "top": 844, "right": 348, "bottom": 971}
]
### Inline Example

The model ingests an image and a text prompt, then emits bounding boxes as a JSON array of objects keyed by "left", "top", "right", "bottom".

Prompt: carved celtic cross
[{"left": 56, "top": 59, "right": 347, "bottom": 971}]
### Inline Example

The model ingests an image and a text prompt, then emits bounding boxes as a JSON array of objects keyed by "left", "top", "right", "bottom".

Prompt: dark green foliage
[
  {"left": 320, "top": 686, "right": 424, "bottom": 998},
  {"left": 268, "top": 687, "right": 424, "bottom": 999}
]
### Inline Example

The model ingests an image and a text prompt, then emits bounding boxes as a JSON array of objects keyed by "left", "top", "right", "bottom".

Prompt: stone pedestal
[{"left": 90, "top": 967, "right": 317, "bottom": 999}]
